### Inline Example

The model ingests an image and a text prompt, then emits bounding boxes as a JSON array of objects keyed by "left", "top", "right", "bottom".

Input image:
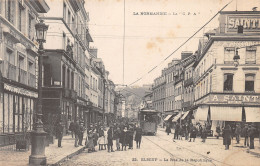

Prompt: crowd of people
[
  {"left": 165, "top": 122, "right": 259, "bottom": 150},
  {"left": 65, "top": 121, "right": 143, "bottom": 153}
]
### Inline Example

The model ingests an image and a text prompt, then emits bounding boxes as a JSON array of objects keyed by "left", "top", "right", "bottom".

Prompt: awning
[
  {"left": 172, "top": 113, "right": 182, "bottom": 122},
  {"left": 195, "top": 106, "right": 209, "bottom": 121},
  {"left": 210, "top": 106, "right": 242, "bottom": 121},
  {"left": 164, "top": 115, "right": 172, "bottom": 121},
  {"left": 245, "top": 107, "right": 260, "bottom": 122},
  {"left": 181, "top": 111, "right": 190, "bottom": 120}
]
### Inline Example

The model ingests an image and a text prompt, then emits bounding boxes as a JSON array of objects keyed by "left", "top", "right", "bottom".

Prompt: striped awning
[
  {"left": 210, "top": 106, "right": 242, "bottom": 122},
  {"left": 172, "top": 113, "right": 182, "bottom": 122},
  {"left": 195, "top": 106, "right": 209, "bottom": 121},
  {"left": 164, "top": 115, "right": 172, "bottom": 121},
  {"left": 245, "top": 107, "right": 260, "bottom": 122},
  {"left": 181, "top": 111, "right": 190, "bottom": 120}
]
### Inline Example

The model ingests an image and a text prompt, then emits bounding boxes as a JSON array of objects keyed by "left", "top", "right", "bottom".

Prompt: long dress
[{"left": 86, "top": 133, "right": 94, "bottom": 149}]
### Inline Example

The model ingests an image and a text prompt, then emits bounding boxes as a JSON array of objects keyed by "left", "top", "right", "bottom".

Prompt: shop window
[
  {"left": 245, "top": 47, "right": 256, "bottom": 64},
  {"left": 224, "top": 73, "right": 233, "bottom": 91},
  {"left": 224, "top": 47, "right": 235, "bottom": 64},
  {"left": 245, "top": 74, "right": 255, "bottom": 92}
]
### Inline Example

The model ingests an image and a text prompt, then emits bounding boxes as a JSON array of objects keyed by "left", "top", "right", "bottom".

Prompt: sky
[{"left": 84, "top": 0, "right": 260, "bottom": 87}]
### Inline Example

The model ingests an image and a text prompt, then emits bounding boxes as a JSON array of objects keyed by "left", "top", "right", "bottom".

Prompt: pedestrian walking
[
  {"left": 216, "top": 125, "right": 221, "bottom": 139},
  {"left": 128, "top": 126, "right": 134, "bottom": 149},
  {"left": 248, "top": 124, "right": 257, "bottom": 149},
  {"left": 74, "top": 121, "right": 80, "bottom": 147},
  {"left": 189, "top": 125, "right": 197, "bottom": 142},
  {"left": 120, "top": 127, "right": 128, "bottom": 151},
  {"left": 107, "top": 126, "right": 114, "bottom": 152},
  {"left": 242, "top": 124, "right": 249, "bottom": 147},
  {"left": 93, "top": 129, "right": 98, "bottom": 150},
  {"left": 166, "top": 123, "right": 171, "bottom": 135},
  {"left": 86, "top": 130, "right": 95, "bottom": 153},
  {"left": 223, "top": 124, "right": 232, "bottom": 150},
  {"left": 135, "top": 125, "right": 142, "bottom": 149},
  {"left": 98, "top": 126, "right": 105, "bottom": 150},
  {"left": 57, "top": 121, "right": 63, "bottom": 148},
  {"left": 78, "top": 122, "right": 84, "bottom": 146},
  {"left": 69, "top": 121, "right": 75, "bottom": 138},
  {"left": 174, "top": 123, "right": 180, "bottom": 139},
  {"left": 235, "top": 123, "right": 241, "bottom": 144},
  {"left": 184, "top": 123, "right": 189, "bottom": 140},
  {"left": 201, "top": 125, "right": 207, "bottom": 143},
  {"left": 114, "top": 126, "right": 121, "bottom": 151}
]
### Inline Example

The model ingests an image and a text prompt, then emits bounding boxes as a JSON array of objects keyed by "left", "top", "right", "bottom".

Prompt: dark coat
[
  {"left": 69, "top": 122, "right": 74, "bottom": 132},
  {"left": 248, "top": 126, "right": 257, "bottom": 138},
  {"left": 166, "top": 125, "right": 171, "bottom": 133},
  {"left": 74, "top": 123, "right": 80, "bottom": 136},
  {"left": 223, "top": 127, "right": 232, "bottom": 145},
  {"left": 56, "top": 123, "right": 63, "bottom": 139},
  {"left": 114, "top": 129, "right": 121, "bottom": 139},
  {"left": 201, "top": 128, "right": 207, "bottom": 139},
  {"left": 107, "top": 128, "right": 114, "bottom": 140},
  {"left": 119, "top": 130, "right": 127, "bottom": 145},
  {"left": 135, "top": 127, "right": 142, "bottom": 141},
  {"left": 242, "top": 127, "right": 248, "bottom": 137},
  {"left": 190, "top": 126, "right": 197, "bottom": 138}
]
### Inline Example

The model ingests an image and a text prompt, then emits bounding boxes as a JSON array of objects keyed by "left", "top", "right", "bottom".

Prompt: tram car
[{"left": 139, "top": 109, "right": 159, "bottom": 135}]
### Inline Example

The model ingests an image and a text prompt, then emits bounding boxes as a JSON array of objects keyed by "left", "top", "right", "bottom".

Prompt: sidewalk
[
  {"left": 0, "top": 135, "right": 85, "bottom": 166},
  {"left": 158, "top": 127, "right": 260, "bottom": 156}
]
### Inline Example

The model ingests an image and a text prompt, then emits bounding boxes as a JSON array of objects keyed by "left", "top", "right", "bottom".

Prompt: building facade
[
  {"left": 193, "top": 11, "right": 260, "bottom": 134},
  {"left": 41, "top": 0, "right": 90, "bottom": 132},
  {"left": 0, "top": 0, "right": 49, "bottom": 146}
]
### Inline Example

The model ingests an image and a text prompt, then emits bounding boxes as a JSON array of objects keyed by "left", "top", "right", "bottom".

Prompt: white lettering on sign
[
  {"left": 4, "top": 84, "right": 38, "bottom": 98},
  {"left": 228, "top": 17, "right": 260, "bottom": 30},
  {"left": 210, "top": 94, "right": 260, "bottom": 104}
]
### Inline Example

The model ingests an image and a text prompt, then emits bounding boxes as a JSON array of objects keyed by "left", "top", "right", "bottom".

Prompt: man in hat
[
  {"left": 78, "top": 122, "right": 85, "bottom": 146},
  {"left": 248, "top": 124, "right": 257, "bottom": 149},
  {"left": 107, "top": 125, "right": 114, "bottom": 152},
  {"left": 235, "top": 123, "right": 241, "bottom": 144},
  {"left": 57, "top": 121, "right": 64, "bottom": 148},
  {"left": 242, "top": 124, "right": 249, "bottom": 147}
]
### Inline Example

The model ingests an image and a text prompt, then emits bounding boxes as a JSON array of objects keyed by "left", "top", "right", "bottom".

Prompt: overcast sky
[{"left": 84, "top": 0, "right": 260, "bottom": 87}]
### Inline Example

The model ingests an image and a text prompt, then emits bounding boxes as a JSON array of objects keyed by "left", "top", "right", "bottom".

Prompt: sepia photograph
[{"left": 0, "top": 0, "right": 260, "bottom": 165}]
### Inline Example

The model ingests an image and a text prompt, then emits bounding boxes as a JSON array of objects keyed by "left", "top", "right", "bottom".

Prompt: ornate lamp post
[
  {"left": 233, "top": 48, "right": 240, "bottom": 67},
  {"left": 29, "top": 20, "right": 49, "bottom": 165}
]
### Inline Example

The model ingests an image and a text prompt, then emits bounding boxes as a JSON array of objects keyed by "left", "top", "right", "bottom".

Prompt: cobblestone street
[{"left": 60, "top": 130, "right": 260, "bottom": 166}]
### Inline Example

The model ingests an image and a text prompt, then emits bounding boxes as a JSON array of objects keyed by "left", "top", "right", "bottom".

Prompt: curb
[{"left": 47, "top": 146, "right": 86, "bottom": 166}]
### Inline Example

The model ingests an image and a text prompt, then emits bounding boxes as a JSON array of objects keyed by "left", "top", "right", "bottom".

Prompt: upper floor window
[
  {"left": 224, "top": 73, "right": 233, "bottom": 91},
  {"left": 18, "top": 4, "right": 24, "bottom": 31},
  {"left": 28, "top": 14, "right": 33, "bottom": 39},
  {"left": 63, "top": 3, "right": 66, "bottom": 21},
  {"left": 6, "top": 0, "right": 14, "bottom": 24},
  {"left": 245, "top": 74, "right": 255, "bottom": 92},
  {"left": 224, "top": 47, "right": 235, "bottom": 64},
  {"left": 245, "top": 47, "right": 256, "bottom": 64}
]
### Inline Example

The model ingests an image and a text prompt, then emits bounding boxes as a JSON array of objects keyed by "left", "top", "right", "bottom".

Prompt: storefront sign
[
  {"left": 4, "top": 84, "right": 38, "bottom": 98},
  {"left": 195, "top": 93, "right": 260, "bottom": 106},
  {"left": 227, "top": 16, "right": 260, "bottom": 32}
]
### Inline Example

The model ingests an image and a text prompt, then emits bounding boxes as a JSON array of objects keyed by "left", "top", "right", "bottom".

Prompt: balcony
[
  {"left": 18, "top": 68, "right": 27, "bottom": 85},
  {"left": 7, "top": 62, "right": 16, "bottom": 81},
  {"left": 28, "top": 73, "right": 36, "bottom": 88},
  {"left": 184, "top": 77, "right": 193, "bottom": 87}
]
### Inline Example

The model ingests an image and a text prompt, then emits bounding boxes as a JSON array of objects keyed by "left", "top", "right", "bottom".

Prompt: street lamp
[
  {"left": 29, "top": 20, "right": 49, "bottom": 165},
  {"left": 233, "top": 48, "right": 240, "bottom": 67}
]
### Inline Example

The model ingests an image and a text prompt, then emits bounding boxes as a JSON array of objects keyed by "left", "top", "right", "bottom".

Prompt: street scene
[{"left": 0, "top": 0, "right": 260, "bottom": 165}]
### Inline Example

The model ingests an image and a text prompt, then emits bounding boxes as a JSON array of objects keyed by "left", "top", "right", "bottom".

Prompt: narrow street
[{"left": 60, "top": 130, "right": 260, "bottom": 166}]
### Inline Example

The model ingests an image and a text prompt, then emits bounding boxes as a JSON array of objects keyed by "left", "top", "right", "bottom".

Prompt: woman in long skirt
[
  {"left": 86, "top": 130, "right": 95, "bottom": 153},
  {"left": 98, "top": 127, "right": 107, "bottom": 150}
]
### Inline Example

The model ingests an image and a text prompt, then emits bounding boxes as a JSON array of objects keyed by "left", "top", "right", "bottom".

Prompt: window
[
  {"left": 68, "top": 10, "right": 71, "bottom": 26},
  {"left": 6, "top": 0, "right": 14, "bottom": 24},
  {"left": 245, "top": 47, "right": 256, "bottom": 64},
  {"left": 18, "top": 5, "right": 23, "bottom": 31},
  {"left": 224, "top": 74, "right": 233, "bottom": 91},
  {"left": 28, "top": 14, "right": 33, "bottom": 39},
  {"left": 63, "top": 3, "right": 66, "bottom": 21},
  {"left": 245, "top": 74, "right": 255, "bottom": 92},
  {"left": 224, "top": 47, "right": 235, "bottom": 64}
]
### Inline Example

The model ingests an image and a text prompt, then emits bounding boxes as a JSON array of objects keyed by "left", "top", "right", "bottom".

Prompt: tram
[{"left": 139, "top": 109, "right": 159, "bottom": 135}]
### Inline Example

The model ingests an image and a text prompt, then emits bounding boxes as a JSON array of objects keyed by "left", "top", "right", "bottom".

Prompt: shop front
[
  {"left": 0, "top": 83, "right": 37, "bottom": 147},
  {"left": 194, "top": 93, "right": 260, "bottom": 136}
]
